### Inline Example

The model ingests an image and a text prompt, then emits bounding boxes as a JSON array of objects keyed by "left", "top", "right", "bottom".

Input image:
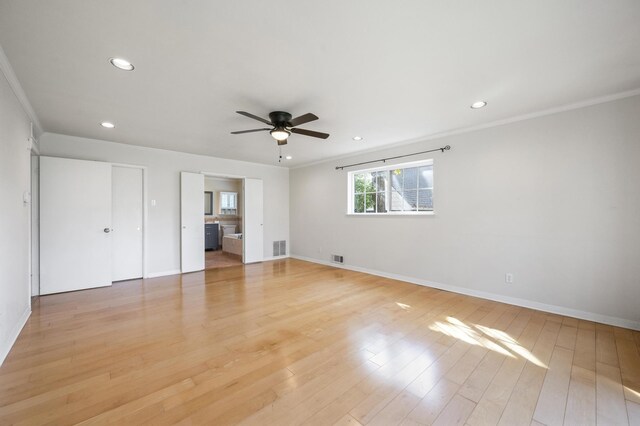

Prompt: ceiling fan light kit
[
  {"left": 231, "top": 110, "right": 330, "bottom": 146},
  {"left": 270, "top": 127, "right": 290, "bottom": 141}
]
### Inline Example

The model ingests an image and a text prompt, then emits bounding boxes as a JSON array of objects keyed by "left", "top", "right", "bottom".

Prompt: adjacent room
[
  {"left": 1, "top": 1, "right": 639, "bottom": 425},
  {"left": 204, "top": 176, "right": 244, "bottom": 270}
]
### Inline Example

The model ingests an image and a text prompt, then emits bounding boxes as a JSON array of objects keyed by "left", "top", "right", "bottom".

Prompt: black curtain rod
[{"left": 335, "top": 145, "right": 451, "bottom": 170}]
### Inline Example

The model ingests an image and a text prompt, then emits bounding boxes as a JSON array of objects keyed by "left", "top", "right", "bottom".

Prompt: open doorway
[
  {"left": 204, "top": 176, "right": 243, "bottom": 269},
  {"left": 180, "top": 172, "right": 263, "bottom": 273}
]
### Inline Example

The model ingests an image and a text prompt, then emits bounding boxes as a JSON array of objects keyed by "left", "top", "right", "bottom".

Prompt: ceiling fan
[{"left": 231, "top": 111, "right": 330, "bottom": 145}]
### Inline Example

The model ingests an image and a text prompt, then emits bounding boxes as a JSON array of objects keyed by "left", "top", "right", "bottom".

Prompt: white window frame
[
  {"left": 219, "top": 191, "right": 238, "bottom": 215},
  {"left": 347, "top": 159, "right": 434, "bottom": 216}
]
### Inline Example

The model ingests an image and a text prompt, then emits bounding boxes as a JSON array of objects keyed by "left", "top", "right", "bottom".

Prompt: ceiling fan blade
[
  {"left": 230, "top": 128, "right": 271, "bottom": 134},
  {"left": 277, "top": 139, "right": 288, "bottom": 146},
  {"left": 236, "top": 111, "right": 273, "bottom": 126},
  {"left": 290, "top": 128, "right": 330, "bottom": 139},
  {"left": 289, "top": 113, "right": 318, "bottom": 127}
]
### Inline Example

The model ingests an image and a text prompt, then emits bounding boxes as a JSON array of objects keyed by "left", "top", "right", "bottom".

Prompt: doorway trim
[
  {"left": 29, "top": 137, "right": 39, "bottom": 298},
  {"left": 202, "top": 171, "right": 269, "bottom": 265}
]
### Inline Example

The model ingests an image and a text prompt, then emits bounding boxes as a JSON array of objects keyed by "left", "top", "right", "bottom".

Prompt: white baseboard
[
  {"left": 145, "top": 269, "right": 182, "bottom": 279},
  {"left": 290, "top": 255, "right": 640, "bottom": 331},
  {"left": 0, "top": 306, "right": 31, "bottom": 366}
]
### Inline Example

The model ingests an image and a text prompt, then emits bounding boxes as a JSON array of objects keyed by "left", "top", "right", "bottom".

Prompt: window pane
[
  {"left": 419, "top": 166, "right": 433, "bottom": 188},
  {"left": 403, "top": 167, "right": 418, "bottom": 189},
  {"left": 391, "top": 169, "right": 403, "bottom": 192},
  {"left": 376, "top": 193, "right": 387, "bottom": 213},
  {"left": 402, "top": 189, "right": 418, "bottom": 210},
  {"left": 365, "top": 193, "right": 376, "bottom": 212},
  {"left": 364, "top": 172, "right": 375, "bottom": 193},
  {"left": 354, "top": 174, "right": 365, "bottom": 194},
  {"left": 354, "top": 194, "right": 364, "bottom": 213},
  {"left": 390, "top": 189, "right": 403, "bottom": 211},
  {"left": 375, "top": 171, "right": 387, "bottom": 192},
  {"left": 418, "top": 189, "right": 433, "bottom": 210}
]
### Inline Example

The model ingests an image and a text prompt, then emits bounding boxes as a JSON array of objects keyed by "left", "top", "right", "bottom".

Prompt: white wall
[
  {"left": 39, "top": 133, "right": 289, "bottom": 276},
  {"left": 0, "top": 69, "right": 32, "bottom": 364},
  {"left": 290, "top": 95, "right": 640, "bottom": 329}
]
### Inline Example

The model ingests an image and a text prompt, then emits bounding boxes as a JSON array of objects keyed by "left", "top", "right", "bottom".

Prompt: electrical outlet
[{"left": 505, "top": 273, "right": 514, "bottom": 284}]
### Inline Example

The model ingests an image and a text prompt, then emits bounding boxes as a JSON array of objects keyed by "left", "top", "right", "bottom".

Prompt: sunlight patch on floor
[
  {"left": 626, "top": 385, "right": 640, "bottom": 399},
  {"left": 429, "top": 316, "right": 548, "bottom": 368}
]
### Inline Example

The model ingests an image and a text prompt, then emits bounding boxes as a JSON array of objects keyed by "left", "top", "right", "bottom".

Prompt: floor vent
[
  {"left": 331, "top": 254, "right": 344, "bottom": 264},
  {"left": 273, "top": 240, "right": 286, "bottom": 256}
]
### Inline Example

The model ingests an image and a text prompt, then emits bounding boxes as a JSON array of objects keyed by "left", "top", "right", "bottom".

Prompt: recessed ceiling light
[
  {"left": 109, "top": 57, "right": 134, "bottom": 71},
  {"left": 100, "top": 121, "right": 115, "bottom": 128},
  {"left": 470, "top": 101, "right": 487, "bottom": 109},
  {"left": 285, "top": 155, "right": 293, "bottom": 160},
  {"left": 352, "top": 136, "right": 363, "bottom": 141}
]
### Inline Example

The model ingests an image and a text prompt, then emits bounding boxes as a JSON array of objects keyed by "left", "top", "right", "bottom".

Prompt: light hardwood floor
[
  {"left": 1, "top": 259, "right": 639, "bottom": 425},
  {"left": 205, "top": 249, "right": 243, "bottom": 270}
]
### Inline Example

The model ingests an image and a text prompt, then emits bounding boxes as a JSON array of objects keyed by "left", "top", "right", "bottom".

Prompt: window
[
  {"left": 219, "top": 191, "right": 237, "bottom": 215},
  {"left": 348, "top": 160, "right": 433, "bottom": 215}
]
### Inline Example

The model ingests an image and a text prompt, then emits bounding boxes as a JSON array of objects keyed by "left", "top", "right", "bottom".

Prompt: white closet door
[
  {"left": 243, "top": 178, "right": 263, "bottom": 263},
  {"left": 112, "top": 166, "right": 143, "bottom": 281},
  {"left": 40, "top": 156, "right": 112, "bottom": 294},
  {"left": 181, "top": 172, "right": 204, "bottom": 273}
]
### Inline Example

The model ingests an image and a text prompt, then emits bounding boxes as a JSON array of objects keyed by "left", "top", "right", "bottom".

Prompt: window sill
[{"left": 346, "top": 211, "right": 435, "bottom": 217}]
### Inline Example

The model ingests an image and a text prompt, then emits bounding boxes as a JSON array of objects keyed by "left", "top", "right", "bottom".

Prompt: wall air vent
[
  {"left": 331, "top": 254, "right": 344, "bottom": 264},
  {"left": 273, "top": 240, "right": 287, "bottom": 256}
]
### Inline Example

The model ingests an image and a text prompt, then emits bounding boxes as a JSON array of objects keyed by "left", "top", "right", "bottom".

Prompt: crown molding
[{"left": 0, "top": 42, "right": 43, "bottom": 138}]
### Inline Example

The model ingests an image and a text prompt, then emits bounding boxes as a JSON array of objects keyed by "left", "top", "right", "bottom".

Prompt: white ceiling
[{"left": 1, "top": 1, "right": 639, "bottom": 167}]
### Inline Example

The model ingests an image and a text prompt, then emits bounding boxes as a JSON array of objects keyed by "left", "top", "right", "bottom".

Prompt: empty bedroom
[{"left": 0, "top": 1, "right": 639, "bottom": 425}]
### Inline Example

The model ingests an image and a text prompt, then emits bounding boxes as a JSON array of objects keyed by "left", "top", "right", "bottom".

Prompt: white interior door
[
  {"left": 243, "top": 178, "right": 263, "bottom": 263},
  {"left": 40, "top": 156, "right": 112, "bottom": 294},
  {"left": 112, "top": 166, "right": 143, "bottom": 281},
  {"left": 181, "top": 172, "right": 204, "bottom": 273}
]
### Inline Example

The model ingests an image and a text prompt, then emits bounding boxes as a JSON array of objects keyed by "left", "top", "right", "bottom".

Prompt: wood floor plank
[
  {"left": 627, "top": 399, "right": 640, "bottom": 425},
  {"left": 596, "top": 330, "right": 620, "bottom": 367},
  {"left": 573, "top": 326, "right": 596, "bottom": 372},
  {"left": 563, "top": 365, "right": 596, "bottom": 426},
  {"left": 0, "top": 259, "right": 638, "bottom": 425},
  {"left": 532, "top": 346, "right": 573, "bottom": 426},
  {"left": 498, "top": 316, "right": 562, "bottom": 426},
  {"left": 556, "top": 325, "right": 578, "bottom": 350},
  {"left": 405, "top": 378, "right": 459, "bottom": 425},
  {"left": 432, "top": 394, "right": 476, "bottom": 426},
  {"left": 333, "top": 413, "right": 364, "bottom": 426},
  {"left": 616, "top": 332, "right": 640, "bottom": 404},
  {"left": 596, "top": 361, "right": 630, "bottom": 425},
  {"left": 465, "top": 317, "right": 550, "bottom": 426}
]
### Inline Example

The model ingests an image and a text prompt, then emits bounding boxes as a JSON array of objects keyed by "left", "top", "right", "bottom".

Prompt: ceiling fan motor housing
[{"left": 269, "top": 111, "right": 293, "bottom": 127}]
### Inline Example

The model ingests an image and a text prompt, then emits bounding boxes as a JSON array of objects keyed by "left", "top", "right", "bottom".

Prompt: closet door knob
[{"left": 103, "top": 228, "right": 111, "bottom": 233}]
